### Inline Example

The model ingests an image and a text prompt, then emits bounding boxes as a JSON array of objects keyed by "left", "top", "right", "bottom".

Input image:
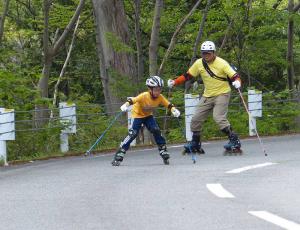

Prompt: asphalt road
[{"left": 1, "top": 134, "right": 300, "bottom": 230}]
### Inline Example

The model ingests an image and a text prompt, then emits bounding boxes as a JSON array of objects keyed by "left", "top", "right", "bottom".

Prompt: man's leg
[
  {"left": 188, "top": 97, "right": 213, "bottom": 153},
  {"left": 213, "top": 93, "right": 241, "bottom": 151}
]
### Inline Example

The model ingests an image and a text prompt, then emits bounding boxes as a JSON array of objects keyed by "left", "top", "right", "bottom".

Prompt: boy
[{"left": 112, "top": 76, "right": 180, "bottom": 166}]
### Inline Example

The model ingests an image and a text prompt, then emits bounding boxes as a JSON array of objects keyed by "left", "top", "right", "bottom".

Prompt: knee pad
[
  {"left": 120, "top": 129, "right": 138, "bottom": 147},
  {"left": 150, "top": 126, "right": 161, "bottom": 136}
]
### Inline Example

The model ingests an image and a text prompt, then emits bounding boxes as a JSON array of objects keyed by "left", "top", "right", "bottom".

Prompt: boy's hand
[
  {"left": 167, "top": 79, "right": 175, "bottom": 88},
  {"left": 171, "top": 107, "right": 180, "bottom": 117},
  {"left": 120, "top": 102, "right": 130, "bottom": 112}
]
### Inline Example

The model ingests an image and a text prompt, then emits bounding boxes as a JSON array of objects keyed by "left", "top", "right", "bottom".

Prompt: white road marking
[
  {"left": 249, "top": 211, "right": 300, "bottom": 230},
  {"left": 226, "top": 162, "right": 278, "bottom": 174},
  {"left": 206, "top": 184, "right": 235, "bottom": 198}
]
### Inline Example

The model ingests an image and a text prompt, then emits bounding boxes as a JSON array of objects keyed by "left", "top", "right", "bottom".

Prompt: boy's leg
[
  {"left": 112, "top": 118, "right": 143, "bottom": 165},
  {"left": 144, "top": 116, "right": 169, "bottom": 163}
]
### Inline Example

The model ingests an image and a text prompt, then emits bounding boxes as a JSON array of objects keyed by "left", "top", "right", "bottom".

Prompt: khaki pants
[{"left": 191, "top": 93, "right": 231, "bottom": 132}]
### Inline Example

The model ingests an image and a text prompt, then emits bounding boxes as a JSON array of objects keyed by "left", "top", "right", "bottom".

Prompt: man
[{"left": 168, "top": 41, "right": 242, "bottom": 154}]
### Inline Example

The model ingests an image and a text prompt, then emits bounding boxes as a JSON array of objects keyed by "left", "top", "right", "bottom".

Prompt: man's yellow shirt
[
  {"left": 130, "top": 91, "right": 169, "bottom": 118},
  {"left": 188, "top": 57, "right": 237, "bottom": 97}
]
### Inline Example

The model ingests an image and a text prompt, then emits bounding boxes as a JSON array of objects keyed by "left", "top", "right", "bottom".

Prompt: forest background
[{"left": 1, "top": 0, "right": 300, "bottom": 163}]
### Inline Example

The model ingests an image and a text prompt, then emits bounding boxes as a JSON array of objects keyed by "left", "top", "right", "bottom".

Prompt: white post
[
  {"left": 59, "top": 102, "right": 76, "bottom": 153},
  {"left": 0, "top": 108, "right": 15, "bottom": 166},
  {"left": 248, "top": 89, "right": 262, "bottom": 136},
  {"left": 60, "top": 133, "right": 69, "bottom": 152},
  {"left": 0, "top": 141, "right": 8, "bottom": 166},
  {"left": 249, "top": 116, "right": 256, "bottom": 136},
  {"left": 184, "top": 94, "right": 200, "bottom": 141}
]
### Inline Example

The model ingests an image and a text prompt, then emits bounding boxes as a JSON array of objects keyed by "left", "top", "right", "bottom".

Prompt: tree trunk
[
  {"left": 92, "top": 0, "right": 136, "bottom": 113},
  {"left": 287, "top": 0, "right": 295, "bottom": 93},
  {"left": 218, "top": 18, "right": 234, "bottom": 54},
  {"left": 0, "top": 0, "right": 9, "bottom": 45},
  {"left": 53, "top": 16, "right": 80, "bottom": 108},
  {"left": 149, "top": 0, "right": 163, "bottom": 76},
  {"left": 35, "top": 0, "right": 85, "bottom": 127},
  {"left": 134, "top": 0, "right": 144, "bottom": 87}
]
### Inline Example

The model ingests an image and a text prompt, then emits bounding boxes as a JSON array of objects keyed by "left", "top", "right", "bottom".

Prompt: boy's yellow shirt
[
  {"left": 131, "top": 91, "right": 170, "bottom": 118},
  {"left": 188, "top": 56, "right": 236, "bottom": 97}
]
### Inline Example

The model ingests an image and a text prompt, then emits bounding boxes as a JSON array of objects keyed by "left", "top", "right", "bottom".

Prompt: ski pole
[
  {"left": 85, "top": 111, "right": 123, "bottom": 156},
  {"left": 237, "top": 88, "right": 267, "bottom": 156},
  {"left": 176, "top": 116, "right": 196, "bottom": 164}
]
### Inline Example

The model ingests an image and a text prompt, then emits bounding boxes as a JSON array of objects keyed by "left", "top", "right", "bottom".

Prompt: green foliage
[
  {"left": 0, "top": 70, "right": 39, "bottom": 109},
  {"left": 105, "top": 32, "right": 135, "bottom": 54}
]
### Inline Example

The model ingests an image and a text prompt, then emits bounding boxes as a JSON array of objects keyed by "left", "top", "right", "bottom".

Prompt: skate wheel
[
  {"left": 197, "top": 148, "right": 205, "bottom": 155},
  {"left": 111, "top": 160, "right": 120, "bottom": 166},
  {"left": 163, "top": 159, "right": 170, "bottom": 165},
  {"left": 223, "top": 149, "right": 243, "bottom": 156}
]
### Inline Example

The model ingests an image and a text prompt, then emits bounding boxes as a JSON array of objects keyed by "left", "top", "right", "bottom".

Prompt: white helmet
[
  {"left": 201, "top": 41, "right": 216, "bottom": 52},
  {"left": 146, "top": 76, "right": 164, "bottom": 88}
]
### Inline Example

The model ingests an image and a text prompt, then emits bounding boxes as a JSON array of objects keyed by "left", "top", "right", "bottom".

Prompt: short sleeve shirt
[
  {"left": 131, "top": 92, "right": 170, "bottom": 118},
  {"left": 188, "top": 57, "right": 237, "bottom": 97}
]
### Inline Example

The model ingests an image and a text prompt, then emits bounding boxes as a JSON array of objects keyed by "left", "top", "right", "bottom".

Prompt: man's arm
[{"left": 168, "top": 72, "right": 194, "bottom": 88}]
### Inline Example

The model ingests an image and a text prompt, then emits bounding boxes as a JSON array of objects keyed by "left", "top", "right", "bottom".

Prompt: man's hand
[
  {"left": 171, "top": 107, "right": 180, "bottom": 117},
  {"left": 167, "top": 79, "right": 175, "bottom": 88},
  {"left": 120, "top": 102, "right": 130, "bottom": 112},
  {"left": 232, "top": 80, "right": 241, "bottom": 89}
]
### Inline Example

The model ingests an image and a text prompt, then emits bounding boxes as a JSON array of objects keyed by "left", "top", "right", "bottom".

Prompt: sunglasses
[{"left": 201, "top": 51, "right": 214, "bottom": 55}]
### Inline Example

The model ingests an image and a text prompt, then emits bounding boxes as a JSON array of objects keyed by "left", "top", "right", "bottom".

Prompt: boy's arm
[
  {"left": 160, "top": 95, "right": 180, "bottom": 117},
  {"left": 120, "top": 93, "right": 142, "bottom": 112}
]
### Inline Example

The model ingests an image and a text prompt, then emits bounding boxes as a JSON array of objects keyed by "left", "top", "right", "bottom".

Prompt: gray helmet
[{"left": 146, "top": 76, "right": 164, "bottom": 88}]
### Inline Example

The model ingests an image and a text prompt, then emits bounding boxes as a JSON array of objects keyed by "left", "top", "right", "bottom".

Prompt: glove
[
  {"left": 171, "top": 107, "right": 180, "bottom": 118},
  {"left": 232, "top": 80, "right": 241, "bottom": 89},
  {"left": 120, "top": 102, "right": 130, "bottom": 112},
  {"left": 167, "top": 79, "right": 175, "bottom": 88}
]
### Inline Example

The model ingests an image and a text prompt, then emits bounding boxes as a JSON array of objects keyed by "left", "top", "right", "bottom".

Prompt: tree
[
  {"left": 287, "top": 0, "right": 300, "bottom": 93},
  {"left": 133, "top": 0, "right": 144, "bottom": 85},
  {"left": 0, "top": 0, "right": 9, "bottom": 44},
  {"left": 35, "top": 0, "right": 85, "bottom": 127},
  {"left": 39, "top": 0, "right": 85, "bottom": 98},
  {"left": 149, "top": 0, "right": 163, "bottom": 75},
  {"left": 92, "top": 0, "right": 136, "bottom": 113},
  {"left": 158, "top": 0, "right": 202, "bottom": 76},
  {"left": 53, "top": 16, "right": 81, "bottom": 108}
]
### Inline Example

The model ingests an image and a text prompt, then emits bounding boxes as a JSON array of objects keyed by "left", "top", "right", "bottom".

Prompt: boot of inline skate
[
  {"left": 222, "top": 127, "right": 242, "bottom": 155},
  {"left": 158, "top": 145, "right": 170, "bottom": 165},
  {"left": 111, "top": 148, "right": 126, "bottom": 166},
  {"left": 182, "top": 131, "right": 205, "bottom": 155}
]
